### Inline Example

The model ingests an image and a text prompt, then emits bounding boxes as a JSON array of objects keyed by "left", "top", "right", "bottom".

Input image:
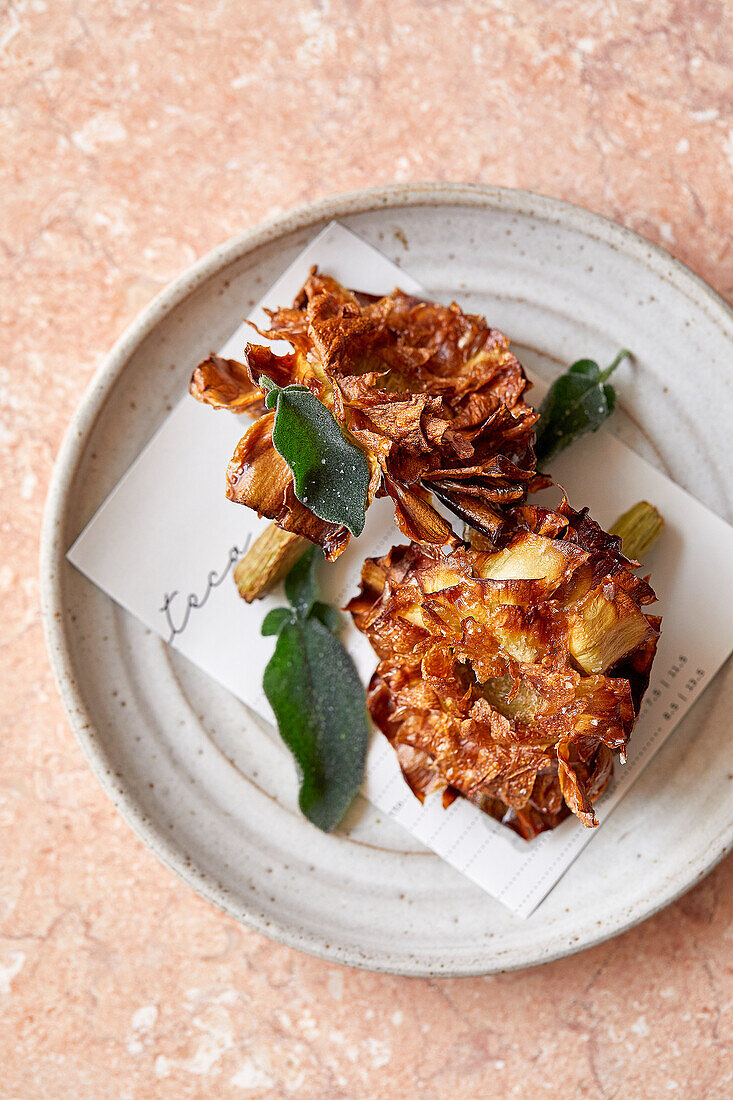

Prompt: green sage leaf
[
  {"left": 284, "top": 544, "right": 320, "bottom": 617},
  {"left": 262, "top": 376, "right": 370, "bottom": 537},
  {"left": 259, "top": 543, "right": 369, "bottom": 832},
  {"left": 263, "top": 617, "right": 369, "bottom": 832},
  {"left": 261, "top": 607, "right": 292, "bottom": 636},
  {"left": 310, "top": 601, "right": 342, "bottom": 634},
  {"left": 534, "top": 350, "right": 630, "bottom": 463}
]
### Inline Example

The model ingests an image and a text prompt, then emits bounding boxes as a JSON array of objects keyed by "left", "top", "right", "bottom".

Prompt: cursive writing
[{"left": 159, "top": 538, "right": 251, "bottom": 643}]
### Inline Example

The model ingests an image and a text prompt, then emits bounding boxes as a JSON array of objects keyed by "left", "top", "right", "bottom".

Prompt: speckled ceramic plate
[{"left": 41, "top": 184, "right": 733, "bottom": 977}]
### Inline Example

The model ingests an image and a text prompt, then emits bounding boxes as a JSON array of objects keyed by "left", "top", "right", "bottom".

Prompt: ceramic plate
[{"left": 41, "top": 185, "right": 733, "bottom": 976}]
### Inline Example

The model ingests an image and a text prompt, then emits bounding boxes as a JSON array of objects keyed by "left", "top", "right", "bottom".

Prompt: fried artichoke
[
  {"left": 190, "top": 271, "right": 539, "bottom": 560},
  {"left": 347, "top": 498, "right": 660, "bottom": 839}
]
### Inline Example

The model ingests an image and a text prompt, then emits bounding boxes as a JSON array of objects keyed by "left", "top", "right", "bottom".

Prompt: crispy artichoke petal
[{"left": 189, "top": 355, "right": 266, "bottom": 415}]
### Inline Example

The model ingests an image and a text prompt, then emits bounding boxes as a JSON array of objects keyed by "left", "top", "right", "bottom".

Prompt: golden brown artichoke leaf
[{"left": 190, "top": 355, "right": 266, "bottom": 415}]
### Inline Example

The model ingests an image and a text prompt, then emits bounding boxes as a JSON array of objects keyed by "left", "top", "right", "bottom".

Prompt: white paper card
[{"left": 68, "top": 222, "right": 733, "bottom": 917}]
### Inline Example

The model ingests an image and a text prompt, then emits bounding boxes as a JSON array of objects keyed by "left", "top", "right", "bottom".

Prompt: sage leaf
[
  {"left": 284, "top": 543, "right": 320, "bottom": 617},
  {"left": 534, "top": 350, "right": 630, "bottom": 463},
  {"left": 262, "top": 376, "right": 370, "bottom": 537},
  {"left": 260, "top": 546, "right": 369, "bottom": 832},
  {"left": 261, "top": 607, "right": 292, "bottom": 636},
  {"left": 263, "top": 617, "right": 369, "bottom": 831},
  {"left": 310, "top": 601, "right": 342, "bottom": 634}
]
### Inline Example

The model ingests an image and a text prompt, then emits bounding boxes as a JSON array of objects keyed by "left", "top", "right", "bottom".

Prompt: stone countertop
[{"left": 1, "top": 2, "right": 731, "bottom": 1097}]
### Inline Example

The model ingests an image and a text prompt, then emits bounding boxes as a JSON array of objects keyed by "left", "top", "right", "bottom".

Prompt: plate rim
[{"left": 40, "top": 183, "right": 733, "bottom": 976}]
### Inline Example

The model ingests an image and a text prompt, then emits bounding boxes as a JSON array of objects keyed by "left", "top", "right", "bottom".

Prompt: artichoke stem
[
  {"left": 234, "top": 524, "right": 309, "bottom": 602},
  {"left": 609, "top": 501, "right": 664, "bottom": 561}
]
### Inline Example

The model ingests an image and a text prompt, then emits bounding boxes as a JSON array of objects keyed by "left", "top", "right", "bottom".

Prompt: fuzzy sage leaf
[
  {"left": 261, "top": 376, "right": 370, "bottom": 537},
  {"left": 261, "top": 546, "right": 369, "bottom": 832},
  {"left": 534, "top": 350, "right": 631, "bottom": 463},
  {"left": 284, "top": 541, "right": 321, "bottom": 617}
]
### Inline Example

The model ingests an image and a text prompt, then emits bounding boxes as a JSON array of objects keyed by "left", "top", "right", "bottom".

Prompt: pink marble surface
[{"left": 1, "top": 1, "right": 732, "bottom": 1096}]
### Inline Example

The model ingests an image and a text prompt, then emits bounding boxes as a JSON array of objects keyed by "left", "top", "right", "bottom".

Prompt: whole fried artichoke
[
  {"left": 347, "top": 498, "right": 660, "bottom": 839},
  {"left": 190, "top": 271, "right": 540, "bottom": 560}
]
